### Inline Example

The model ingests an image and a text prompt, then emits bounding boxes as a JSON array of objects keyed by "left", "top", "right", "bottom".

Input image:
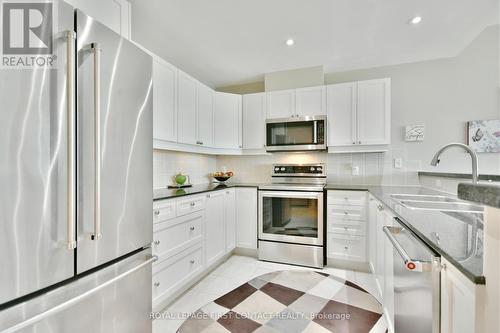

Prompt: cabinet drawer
[
  {"left": 328, "top": 222, "right": 366, "bottom": 236},
  {"left": 327, "top": 205, "right": 366, "bottom": 221},
  {"left": 153, "top": 211, "right": 203, "bottom": 259},
  {"left": 153, "top": 199, "right": 176, "bottom": 223},
  {"left": 327, "top": 190, "right": 367, "bottom": 206},
  {"left": 152, "top": 244, "right": 204, "bottom": 303},
  {"left": 327, "top": 234, "right": 366, "bottom": 262},
  {"left": 176, "top": 195, "right": 205, "bottom": 217}
]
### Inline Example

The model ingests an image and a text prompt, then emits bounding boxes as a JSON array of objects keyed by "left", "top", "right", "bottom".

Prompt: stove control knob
[
  {"left": 274, "top": 167, "right": 280, "bottom": 172},
  {"left": 310, "top": 167, "right": 315, "bottom": 171},
  {"left": 280, "top": 167, "right": 286, "bottom": 171}
]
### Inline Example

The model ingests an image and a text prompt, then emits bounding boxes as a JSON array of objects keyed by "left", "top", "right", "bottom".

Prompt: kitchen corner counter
[
  {"left": 153, "top": 182, "right": 260, "bottom": 201},
  {"left": 326, "top": 184, "right": 485, "bottom": 284},
  {"left": 458, "top": 183, "right": 500, "bottom": 209}
]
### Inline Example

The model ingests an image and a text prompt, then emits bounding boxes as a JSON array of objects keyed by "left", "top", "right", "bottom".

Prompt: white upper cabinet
[
  {"left": 357, "top": 79, "right": 391, "bottom": 145},
  {"left": 153, "top": 59, "right": 177, "bottom": 142},
  {"left": 196, "top": 83, "right": 214, "bottom": 147},
  {"left": 242, "top": 93, "right": 266, "bottom": 150},
  {"left": 64, "top": 0, "right": 130, "bottom": 38},
  {"left": 214, "top": 92, "right": 242, "bottom": 149},
  {"left": 177, "top": 71, "right": 198, "bottom": 145},
  {"left": 295, "top": 86, "right": 326, "bottom": 116},
  {"left": 327, "top": 82, "right": 357, "bottom": 146},
  {"left": 266, "top": 89, "right": 296, "bottom": 119},
  {"left": 327, "top": 78, "right": 391, "bottom": 147}
]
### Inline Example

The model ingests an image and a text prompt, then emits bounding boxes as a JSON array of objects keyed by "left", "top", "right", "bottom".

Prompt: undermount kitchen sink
[{"left": 390, "top": 194, "right": 484, "bottom": 213}]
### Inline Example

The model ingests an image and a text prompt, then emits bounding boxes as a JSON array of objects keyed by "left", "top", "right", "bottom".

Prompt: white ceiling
[{"left": 130, "top": 0, "right": 498, "bottom": 88}]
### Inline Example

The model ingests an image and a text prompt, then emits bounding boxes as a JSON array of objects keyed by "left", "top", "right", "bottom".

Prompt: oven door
[
  {"left": 259, "top": 190, "right": 323, "bottom": 246},
  {"left": 266, "top": 116, "right": 326, "bottom": 151}
]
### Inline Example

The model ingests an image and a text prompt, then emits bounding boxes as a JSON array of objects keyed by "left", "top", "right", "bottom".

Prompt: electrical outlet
[
  {"left": 394, "top": 158, "right": 403, "bottom": 169},
  {"left": 352, "top": 166, "right": 360, "bottom": 176}
]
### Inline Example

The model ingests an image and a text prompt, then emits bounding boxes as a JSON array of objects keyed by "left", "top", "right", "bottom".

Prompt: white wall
[
  {"left": 325, "top": 25, "right": 500, "bottom": 176},
  {"left": 153, "top": 150, "right": 216, "bottom": 188}
]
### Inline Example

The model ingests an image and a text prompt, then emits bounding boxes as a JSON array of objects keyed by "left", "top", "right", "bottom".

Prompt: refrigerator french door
[
  {"left": 0, "top": 1, "right": 153, "bottom": 332},
  {"left": 75, "top": 9, "right": 152, "bottom": 274}
]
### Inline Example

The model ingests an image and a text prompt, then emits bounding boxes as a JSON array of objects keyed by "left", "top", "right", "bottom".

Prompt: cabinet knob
[
  {"left": 344, "top": 246, "right": 349, "bottom": 250},
  {"left": 200, "top": 141, "right": 204, "bottom": 145},
  {"left": 190, "top": 226, "right": 195, "bottom": 231},
  {"left": 190, "top": 202, "right": 196, "bottom": 207},
  {"left": 358, "top": 141, "right": 362, "bottom": 144},
  {"left": 377, "top": 205, "right": 384, "bottom": 211},
  {"left": 352, "top": 141, "right": 356, "bottom": 144},
  {"left": 190, "top": 260, "right": 195, "bottom": 264},
  {"left": 154, "top": 282, "right": 160, "bottom": 287},
  {"left": 344, "top": 211, "right": 349, "bottom": 215},
  {"left": 344, "top": 226, "right": 348, "bottom": 230},
  {"left": 153, "top": 210, "right": 160, "bottom": 216},
  {"left": 154, "top": 240, "right": 160, "bottom": 245},
  {"left": 239, "top": 145, "right": 242, "bottom": 148}
]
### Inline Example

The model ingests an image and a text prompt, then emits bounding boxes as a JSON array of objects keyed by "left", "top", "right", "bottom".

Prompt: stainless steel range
[{"left": 258, "top": 163, "right": 326, "bottom": 268}]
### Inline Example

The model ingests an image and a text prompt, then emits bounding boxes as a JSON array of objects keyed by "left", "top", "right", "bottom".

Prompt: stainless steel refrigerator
[{"left": 0, "top": 1, "right": 154, "bottom": 332}]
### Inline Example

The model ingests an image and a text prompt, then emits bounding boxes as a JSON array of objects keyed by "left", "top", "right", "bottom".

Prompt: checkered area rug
[{"left": 177, "top": 270, "right": 388, "bottom": 333}]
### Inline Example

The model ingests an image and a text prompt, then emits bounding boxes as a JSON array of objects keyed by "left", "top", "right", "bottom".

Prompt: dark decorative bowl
[{"left": 214, "top": 176, "right": 231, "bottom": 182}]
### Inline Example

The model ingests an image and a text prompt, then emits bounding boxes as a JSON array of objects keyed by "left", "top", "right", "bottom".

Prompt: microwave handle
[{"left": 313, "top": 121, "right": 317, "bottom": 143}]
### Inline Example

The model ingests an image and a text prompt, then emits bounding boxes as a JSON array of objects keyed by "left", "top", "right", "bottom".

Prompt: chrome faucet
[{"left": 430, "top": 143, "right": 479, "bottom": 184}]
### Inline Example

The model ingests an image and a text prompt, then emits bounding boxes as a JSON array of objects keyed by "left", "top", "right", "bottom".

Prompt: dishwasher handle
[{"left": 383, "top": 226, "right": 433, "bottom": 272}]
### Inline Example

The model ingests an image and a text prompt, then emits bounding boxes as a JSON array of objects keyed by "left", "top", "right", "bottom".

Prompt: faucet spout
[{"left": 430, "top": 143, "right": 479, "bottom": 184}]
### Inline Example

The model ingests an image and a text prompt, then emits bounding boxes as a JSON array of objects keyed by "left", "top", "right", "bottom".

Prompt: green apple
[{"left": 175, "top": 173, "right": 186, "bottom": 185}]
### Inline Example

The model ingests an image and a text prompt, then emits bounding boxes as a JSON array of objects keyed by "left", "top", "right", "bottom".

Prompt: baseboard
[{"left": 233, "top": 247, "right": 258, "bottom": 257}]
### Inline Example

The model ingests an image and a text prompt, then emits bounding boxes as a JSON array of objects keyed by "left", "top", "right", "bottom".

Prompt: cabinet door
[
  {"left": 177, "top": 71, "right": 198, "bottom": 145},
  {"left": 214, "top": 92, "right": 242, "bottom": 149},
  {"left": 375, "top": 206, "right": 386, "bottom": 298},
  {"left": 367, "top": 196, "right": 378, "bottom": 274},
  {"left": 357, "top": 78, "right": 391, "bottom": 145},
  {"left": 236, "top": 188, "right": 258, "bottom": 249},
  {"left": 296, "top": 86, "right": 326, "bottom": 116},
  {"left": 327, "top": 82, "right": 357, "bottom": 146},
  {"left": 205, "top": 191, "right": 226, "bottom": 267},
  {"left": 225, "top": 189, "right": 236, "bottom": 252},
  {"left": 266, "top": 89, "right": 295, "bottom": 119},
  {"left": 441, "top": 258, "right": 476, "bottom": 333},
  {"left": 153, "top": 59, "right": 177, "bottom": 142},
  {"left": 242, "top": 93, "right": 266, "bottom": 150},
  {"left": 197, "top": 83, "right": 214, "bottom": 147},
  {"left": 383, "top": 212, "right": 395, "bottom": 332}
]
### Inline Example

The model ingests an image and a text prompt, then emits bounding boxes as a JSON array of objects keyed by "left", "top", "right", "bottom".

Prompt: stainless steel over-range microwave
[{"left": 265, "top": 115, "right": 327, "bottom": 152}]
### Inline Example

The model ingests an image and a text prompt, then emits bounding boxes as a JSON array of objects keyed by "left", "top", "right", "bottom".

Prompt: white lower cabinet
[
  {"left": 235, "top": 187, "right": 258, "bottom": 250},
  {"left": 441, "top": 257, "right": 477, "bottom": 333},
  {"left": 151, "top": 187, "right": 256, "bottom": 310},
  {"left": 326, "top": 191, "right": 368, "bottom": 264},
  {"left": 225, "top": 189, "right": 236, "bottom": 252},
  {"left": 205, "top": 191, "right": 227, "bottom": 267}
]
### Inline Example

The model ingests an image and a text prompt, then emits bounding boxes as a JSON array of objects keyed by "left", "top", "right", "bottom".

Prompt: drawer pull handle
[
  {"left": 344, "top": 226, "right": 348, "bottom": 230},
  {"left": 190, "top": 226, "right": 195, "bottom": 231},
  {"left": 344, "top": 246, "right": 349, "bottom": 250},
  {"left": 153, "top": 210, "right": 160, "bottom": 216},
  {"left": 154, "top": 240, "right": 160, "bottom": 245},
  {"left": 344, "top": 197, "right": 348, "bottom": 200},
  {"left": 190, "top": 202, "right": 196, "bottom": 207},
  {"left": 154, "top": 282, "right": 160, "bottom": 287},
  {"left": 190, "top": 260, "right": 195, "bottom": 264},
  {"left": 344, "top": 211, "right": 348, "bottom": 215}
]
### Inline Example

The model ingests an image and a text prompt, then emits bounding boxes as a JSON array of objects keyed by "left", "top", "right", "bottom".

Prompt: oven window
[
  {"left": 262, "top": 197, "right": 318, "bottom": 238},
  {"left": 267, "top": 121, "right": 314, "bottom": 146}
]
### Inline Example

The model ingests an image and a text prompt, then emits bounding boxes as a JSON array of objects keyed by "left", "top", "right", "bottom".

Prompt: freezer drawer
[
  {"left": 0, "top": 249, "right": 154, "bottom": 333},
  {"left": 76, "top": 10, "right": 153, "bottom": 274}
]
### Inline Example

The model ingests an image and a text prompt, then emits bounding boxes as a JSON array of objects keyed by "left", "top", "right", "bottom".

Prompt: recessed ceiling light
[
  {"left": 285, "top": 38, "right": 295, "bottom": 46},
  {"left": 409, "top": 16, "right": 423, "bottom": 25}
]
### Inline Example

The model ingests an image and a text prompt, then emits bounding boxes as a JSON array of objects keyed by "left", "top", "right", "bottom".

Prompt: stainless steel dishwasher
[{"left": 383, "top": 218, "right": 441, "bottom": 333}]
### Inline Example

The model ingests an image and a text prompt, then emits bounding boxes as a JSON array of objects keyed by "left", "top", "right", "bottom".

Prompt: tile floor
[{"left": 153, "top": 255, "right": 382, "bottom": 333}]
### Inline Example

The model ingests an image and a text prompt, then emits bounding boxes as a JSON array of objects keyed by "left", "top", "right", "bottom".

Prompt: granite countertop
[
  {"left": 458, "top": 183, "right": 500, "bottom": 209},
  {"left": 418, "top": 171, "right": 500, "bottom": 182},
  {"left": 326, "top": 184, "right": 485, "bottom": 284},
  {"left": 153, "top": 182, "right": 261, "bottom": 200}
]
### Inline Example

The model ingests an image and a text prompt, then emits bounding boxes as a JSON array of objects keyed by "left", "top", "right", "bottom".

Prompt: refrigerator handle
[
  {"left": 0, "top": 255, "right": 157, "bottom": 333},
  {"left": 383, "top": 225, "right": 432, "bottom": 272},
  {"left": 90, "top": 42, "right": 102, "bottom": 241},
  {"left": 65, "top": 30, "right": 77, "bottom": 250}
]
